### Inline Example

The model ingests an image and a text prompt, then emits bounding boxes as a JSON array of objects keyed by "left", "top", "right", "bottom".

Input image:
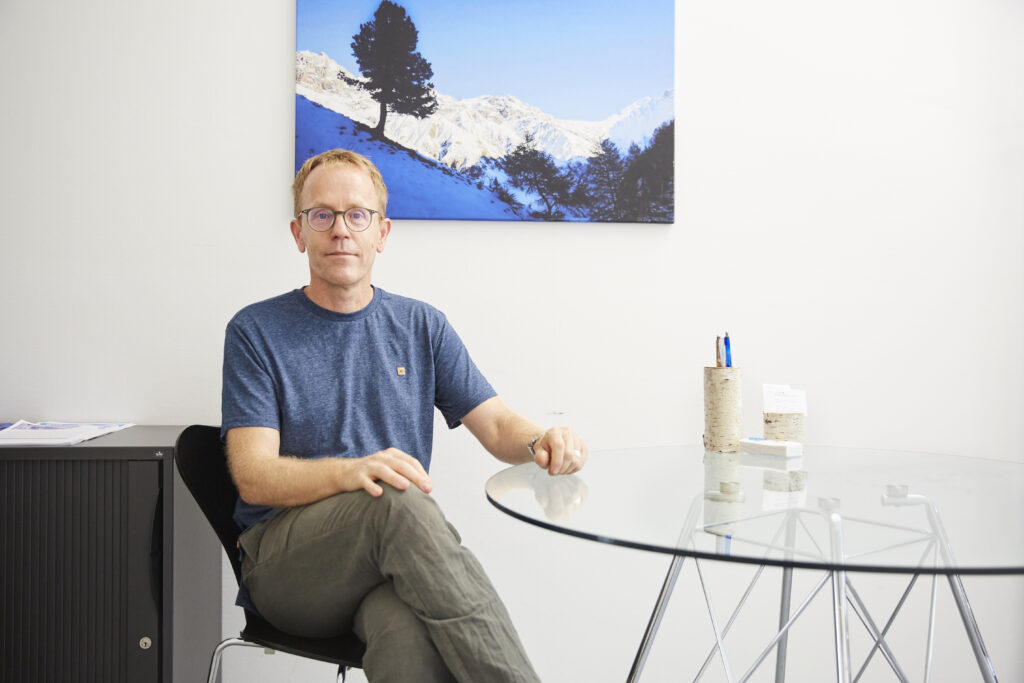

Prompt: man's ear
[
  {"left": 290, "top": 219, "right": 306, "bottom": 253},
  {"left": 376, "top": 216, "right": 392, "bottom": 253}
]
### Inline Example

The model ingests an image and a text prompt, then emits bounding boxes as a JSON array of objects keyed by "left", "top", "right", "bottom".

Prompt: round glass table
[{"left": 485, "top": 446, "right": 1024, "bottom": 682}]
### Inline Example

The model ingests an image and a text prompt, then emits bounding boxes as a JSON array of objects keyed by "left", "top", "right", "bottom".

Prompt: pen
[
  {"left": 716, "top": 336, "right": 723, "bottom": 367},
  {"left": 724, "top": 332, "right": 732, "bottom": 367}
]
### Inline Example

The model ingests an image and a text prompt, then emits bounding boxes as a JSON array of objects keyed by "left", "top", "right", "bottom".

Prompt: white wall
[{"left": 2, "top": 1, "right": 1022, "bottom": 682}]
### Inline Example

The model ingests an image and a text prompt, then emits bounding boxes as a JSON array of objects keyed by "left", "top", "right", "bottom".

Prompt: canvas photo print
[{"left": 296, "top": 0, "right": 675, "bottom": 223}]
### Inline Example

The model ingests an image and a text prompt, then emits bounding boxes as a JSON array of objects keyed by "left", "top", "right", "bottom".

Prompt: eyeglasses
[{"left": 298, "top": 206, "right": 381, "bottom": 232}]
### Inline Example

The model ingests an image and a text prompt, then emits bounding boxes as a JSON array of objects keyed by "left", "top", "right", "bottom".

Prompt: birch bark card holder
[
  {"left": 760, "top": 383, "right": 809, "bottom": 501},
  {"left": 762, "top": 383, "right": 808, "bottom": 444}
]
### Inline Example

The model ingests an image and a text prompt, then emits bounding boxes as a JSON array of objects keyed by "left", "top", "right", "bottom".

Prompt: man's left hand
[{"left": 532, "top": 427, "right": 588, "bottom": 476}]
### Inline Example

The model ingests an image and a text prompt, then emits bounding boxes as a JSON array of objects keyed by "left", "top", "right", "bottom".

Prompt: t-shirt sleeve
[
  {"left": 221, "top": 314, "right": 281, "bottom": 437},
  {"left": 432, "top": 315, "right": 497, "bottom": 429}
]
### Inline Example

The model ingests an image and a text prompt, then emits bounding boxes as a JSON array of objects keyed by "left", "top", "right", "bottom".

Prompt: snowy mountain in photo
[
  {"left": 295, "top": 95, "right": 519, "bottom": 221},
  {"left": 296, "top": 50, "right": 674, "bottom": 170}
]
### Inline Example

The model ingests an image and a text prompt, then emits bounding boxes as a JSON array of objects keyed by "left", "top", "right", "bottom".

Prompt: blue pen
[{"left": 724, "top": 333, "right": 732, "bottom": 367}]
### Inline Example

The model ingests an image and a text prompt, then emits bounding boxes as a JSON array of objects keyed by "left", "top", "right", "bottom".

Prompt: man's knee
[
  {"left": 300, "top": 485, "right": 437, "bottom": 530},
  {"left": 378, "top": 483, "right": 431, "bottom": 506},
  {"left": 377, "top": 484, "right": 442, "bottom": 519},
  {"left": 374, "top": 485, "right": 462, "bottom": 543}
]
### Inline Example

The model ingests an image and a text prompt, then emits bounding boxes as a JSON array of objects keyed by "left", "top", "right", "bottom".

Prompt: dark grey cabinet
[{"left": 0, "top": 426, "right": 220, "bottom": 683}]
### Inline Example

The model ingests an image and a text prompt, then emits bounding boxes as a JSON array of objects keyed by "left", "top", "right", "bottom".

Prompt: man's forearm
[
  {"left": 461, "top": 398, "right": 542, "bottom": 464},
  {"left": 226, "top": 426, "right": 433, "bottom": 505},
  {"left": 492, "top": 411, "right": 547, "bottom": 464},
  {"left": 461, "top": 397, "right": 588, "bottom": 476},
  {"left": 227, "top": 429, "right": 348, "bottom": 506}
]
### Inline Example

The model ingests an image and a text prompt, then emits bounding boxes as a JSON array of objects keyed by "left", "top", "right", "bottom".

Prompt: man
[{"left": 222, "top": 149, "right": 587, "bottom": 682}]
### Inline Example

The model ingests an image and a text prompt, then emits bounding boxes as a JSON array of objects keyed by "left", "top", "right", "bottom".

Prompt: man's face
[{"left": 290, "top": 163, "right": 391, "bottom": 299}]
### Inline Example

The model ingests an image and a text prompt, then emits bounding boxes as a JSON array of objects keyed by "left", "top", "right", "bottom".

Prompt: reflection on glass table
[{"left": 485, "top": 446, "right": 1024, "bottom": 683}]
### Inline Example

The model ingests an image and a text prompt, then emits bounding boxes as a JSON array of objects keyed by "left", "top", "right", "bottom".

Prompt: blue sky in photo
[{"left": 296, "top": 0, "right": 674, "bottom": 121}]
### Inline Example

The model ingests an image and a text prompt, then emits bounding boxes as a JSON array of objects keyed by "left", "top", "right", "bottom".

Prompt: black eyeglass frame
[{"left": 297, "top": 207, "right": 382, "bottom": 232}]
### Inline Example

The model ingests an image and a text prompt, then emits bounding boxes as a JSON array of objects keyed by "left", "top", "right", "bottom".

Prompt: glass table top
[{"left": 485, "top": 445, "right": 1024, "bottom": 575}]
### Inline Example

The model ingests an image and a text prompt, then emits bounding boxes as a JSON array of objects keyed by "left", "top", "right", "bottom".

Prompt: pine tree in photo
[
  {"left": 499, "top": 134, "right": 582, "bottom": 221},
  {"left": 581, "top": 139, "right": 628, "bottom": 221},
  {"left": 346, "top": 1, "right": 438, "bottom": 139},
  {"left": 619, "top": 121, "right": 674, "bottom": 222},
  {"left": 488, "top": 177, "right": 525, "bottom": 218}
]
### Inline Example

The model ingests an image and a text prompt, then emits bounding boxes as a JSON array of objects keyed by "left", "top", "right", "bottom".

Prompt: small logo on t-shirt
[{"left": 396, "top": 366, "right": 407, "bottom": 376}]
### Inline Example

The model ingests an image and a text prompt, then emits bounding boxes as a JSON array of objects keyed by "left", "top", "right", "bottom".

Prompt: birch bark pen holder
[{"left": 703, "top": 366, "right": 742, "bottom": 453}]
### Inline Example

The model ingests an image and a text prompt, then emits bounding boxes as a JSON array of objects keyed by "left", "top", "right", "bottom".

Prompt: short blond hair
[{"left": 292, "top": 149, "right": 389, "bottom": 217}]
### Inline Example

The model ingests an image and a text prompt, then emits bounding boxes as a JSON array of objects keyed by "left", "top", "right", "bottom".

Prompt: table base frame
[{"left": 626, "top": 496, "right": 999, "bottom": 683}]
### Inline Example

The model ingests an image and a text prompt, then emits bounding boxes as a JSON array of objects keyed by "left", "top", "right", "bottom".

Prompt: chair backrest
[
  {"left": 175, "top": 424, "right": 244, "bottom": 583},
  {"left": 174, "top": 425, "right": 366, "bottom": 669}
]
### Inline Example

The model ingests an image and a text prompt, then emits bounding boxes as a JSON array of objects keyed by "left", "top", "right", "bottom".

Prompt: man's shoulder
[
  {"left": 229, "top": 289, "right": 303, "bottom": 327},
  {"left": 377, "top": 288, "right": 445, "bottom": 320},
  {"left": 375, "top": 289, "right": 457, "bottom": 347}
]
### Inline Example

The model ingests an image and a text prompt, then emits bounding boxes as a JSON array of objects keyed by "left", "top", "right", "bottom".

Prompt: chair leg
[
  {"left": 208, "top": 636, "right": 354, "bottom": 683},
  {"left": 207, "top": 637, "right": 271, "bottom": 683}
]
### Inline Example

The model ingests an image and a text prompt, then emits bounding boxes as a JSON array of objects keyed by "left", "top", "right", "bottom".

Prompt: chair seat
[{"left": 240, "top": 613, "right": 365, "bottom": 668}]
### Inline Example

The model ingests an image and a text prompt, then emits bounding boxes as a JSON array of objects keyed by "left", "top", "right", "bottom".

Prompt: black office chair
[{"left": 174, "top": 425, "right": 365, "bottom": 683}]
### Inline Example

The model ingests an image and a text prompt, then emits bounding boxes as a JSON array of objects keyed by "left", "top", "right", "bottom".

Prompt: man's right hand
[{"left": 343, "top": 447, "right": 433, "bottom": 498}]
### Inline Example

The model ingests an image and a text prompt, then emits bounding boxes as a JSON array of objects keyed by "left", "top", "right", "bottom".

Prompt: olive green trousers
[{"left": 239, "top": 485, "right": 540, "bottom": 683}]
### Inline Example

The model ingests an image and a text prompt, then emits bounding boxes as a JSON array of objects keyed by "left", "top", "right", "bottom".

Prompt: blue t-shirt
[{"left": 221, "top": 286, "right": 496, "bottom": 531}]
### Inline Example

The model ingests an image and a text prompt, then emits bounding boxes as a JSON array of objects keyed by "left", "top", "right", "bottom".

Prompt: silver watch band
[{"left": 526, "top": 433, "right": 546, "bottom": 460}]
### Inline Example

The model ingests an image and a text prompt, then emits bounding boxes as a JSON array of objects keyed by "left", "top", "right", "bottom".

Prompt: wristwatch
[{"left": 526, "top": 433, "right": 546, "bottom": 460}]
